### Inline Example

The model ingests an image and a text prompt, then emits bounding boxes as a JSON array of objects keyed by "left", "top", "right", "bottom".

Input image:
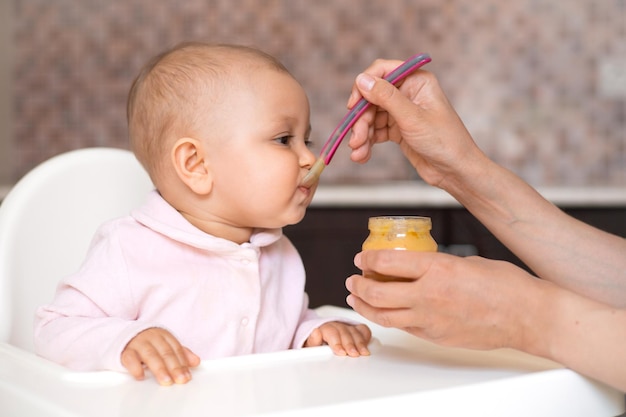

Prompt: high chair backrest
[{"left": 0, "top": 148, "right": 154, "bottom": 352}]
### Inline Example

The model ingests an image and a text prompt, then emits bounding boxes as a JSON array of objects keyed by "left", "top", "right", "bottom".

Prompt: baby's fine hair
[{"left": 127, "top": 42, "right": 290, "bottom": 183}]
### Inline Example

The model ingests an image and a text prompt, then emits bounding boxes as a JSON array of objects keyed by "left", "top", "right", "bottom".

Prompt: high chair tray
[{"left": 0, "top": 306, "right": 623, "bottom": 416}]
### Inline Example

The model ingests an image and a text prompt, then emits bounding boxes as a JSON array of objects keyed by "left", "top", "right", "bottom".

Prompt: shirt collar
[{"left": 131, "top": 190, "right": 283, "bottom": 251}]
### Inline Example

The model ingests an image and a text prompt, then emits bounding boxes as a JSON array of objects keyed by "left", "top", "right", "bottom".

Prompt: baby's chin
[{"left": 281, "top": 209, "right": 308, "bottom": 228}]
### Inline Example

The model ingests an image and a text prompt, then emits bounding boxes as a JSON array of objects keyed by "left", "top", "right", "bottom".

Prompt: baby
[{"left": 34, "top": 42, "right": 371, "bottom": 386}]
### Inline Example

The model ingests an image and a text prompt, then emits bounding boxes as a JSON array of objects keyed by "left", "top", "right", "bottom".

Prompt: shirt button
[{"left": 241, "top": 317, "right": 249, "bottom": 326}]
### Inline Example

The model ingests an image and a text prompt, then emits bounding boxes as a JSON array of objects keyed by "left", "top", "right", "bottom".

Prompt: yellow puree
[{"left": 362, "top": 217, "right": 437, "bottom": 281}]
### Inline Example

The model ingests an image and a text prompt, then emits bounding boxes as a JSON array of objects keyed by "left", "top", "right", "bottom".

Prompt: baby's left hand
[{"left": 304, "top": 322, "right": 371, "bottom": 357}]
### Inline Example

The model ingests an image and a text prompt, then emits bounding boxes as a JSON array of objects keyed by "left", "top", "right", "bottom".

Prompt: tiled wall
[{"left": 10, "top": 0, "right": 626, "bottom": 186}]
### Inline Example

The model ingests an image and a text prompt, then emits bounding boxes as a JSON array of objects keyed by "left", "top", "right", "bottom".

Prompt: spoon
[{"left": 300, "top": 53, "right": 432, "bottom": 188}]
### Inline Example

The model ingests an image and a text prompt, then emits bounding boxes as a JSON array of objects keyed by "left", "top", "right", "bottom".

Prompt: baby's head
[
  {"left": 128, "top": 42, "right": 289, "bottom": 186},
  {"left": 127, "top": 42, "right": 316, "bottom": 242}
]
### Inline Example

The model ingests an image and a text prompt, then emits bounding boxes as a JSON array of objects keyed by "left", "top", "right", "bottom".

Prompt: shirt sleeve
[{"left": 33, "top": 221, "right": 156, "bottom": 372}]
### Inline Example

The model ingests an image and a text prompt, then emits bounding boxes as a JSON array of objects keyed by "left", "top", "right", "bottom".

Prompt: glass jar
[{"left": 361, "top": 216, "right": 437, "bottom": 282}]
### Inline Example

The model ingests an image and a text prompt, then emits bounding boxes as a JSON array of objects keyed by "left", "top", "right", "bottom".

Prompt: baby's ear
[{"left": 171, "top": 138, "right": 213, "bottom": 195}]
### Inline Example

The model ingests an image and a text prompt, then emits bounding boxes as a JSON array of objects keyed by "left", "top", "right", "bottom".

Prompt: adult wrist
[{"left": 511, "top": 277, "right": 556, "bottom": 358}]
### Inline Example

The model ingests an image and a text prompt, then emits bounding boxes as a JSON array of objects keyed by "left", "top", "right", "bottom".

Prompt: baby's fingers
[
  {"left": 184, "top": 347, "right": 201, "bottom": 368},
  {"left": 321, "top": 325, "right": 348, "bottom": 356},
  {"left": 336, "top": 325, "right": 371, "bottom": 357},
  {"left": 139, "top": 344, "right": 178, "bottom": 386},
  {"left": 319, "top": 323, "right": 372, "bottom": 357},
  {"left": 122, "top": 328, "right": 194, "bottom": 386},
  {"left": 304, "top": 328, "right": 324, "bottom": 348},
  {"left": 352, "top": 324, "right": 372, "bottom": 356},
  {"left": 121, "top": 348, "right": 146, "bottom": 381}
]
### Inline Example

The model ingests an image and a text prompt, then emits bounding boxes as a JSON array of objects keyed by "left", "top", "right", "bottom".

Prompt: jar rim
[{"left": 368, "top": 216, "right": 432, "bottom": 229}]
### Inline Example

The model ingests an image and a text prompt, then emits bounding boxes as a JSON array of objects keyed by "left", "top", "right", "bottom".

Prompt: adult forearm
[
  {"left": 442, "top": 156, "right": 626, "bottom": 307},
  {"left": 527, "top": 282, "right": 626, "bottom": 392}
]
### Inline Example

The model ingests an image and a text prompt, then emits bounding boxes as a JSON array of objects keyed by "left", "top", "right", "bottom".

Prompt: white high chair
[
  {"left": 0, "top": 147, "right": 154, "bottom": 350},
  {"left": 0, "top": 148, "right": 623, "bottom": 416}
]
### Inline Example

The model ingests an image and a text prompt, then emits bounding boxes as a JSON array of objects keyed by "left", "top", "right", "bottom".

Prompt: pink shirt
[{"left": 34, "top": 191, "right": 342, "bottom": 372}]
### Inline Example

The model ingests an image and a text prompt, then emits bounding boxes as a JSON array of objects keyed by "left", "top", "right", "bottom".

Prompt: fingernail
[
  {"left": 356, "top": 73, "right": 375, "bottom": 92},
  {"left": 158, "top": 375, "right": 173, "bottom": 386},
  {"left": 346, "top": 294, "right": 354, "bottom": 307},
  {"left": 354, "top": 252, "right": 362, "bottom": 268}
]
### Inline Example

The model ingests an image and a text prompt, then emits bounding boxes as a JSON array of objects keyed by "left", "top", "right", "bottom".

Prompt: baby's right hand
[{"left": 121, "top": 327, "right": 200, "bottom": 386}]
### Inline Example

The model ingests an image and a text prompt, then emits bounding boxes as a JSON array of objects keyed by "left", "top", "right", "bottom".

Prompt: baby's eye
[
  {"left": 304, "top": 139, "right": 314, "bottom": 149},
  {"left": 275, "top": 135, "right": 293, "bottom": 145}
]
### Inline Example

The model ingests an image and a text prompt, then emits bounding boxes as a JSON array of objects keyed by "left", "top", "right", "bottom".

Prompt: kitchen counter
[
  {"left": 311, "top": 182, "right": 626, "bottom": 208},
  {"left": 2, "top": 182, "right": 625, "bottom": 208}
]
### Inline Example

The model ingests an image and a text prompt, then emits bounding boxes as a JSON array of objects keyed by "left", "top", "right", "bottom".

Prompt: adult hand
[
  {"left": 345, "top": 250, "right": 547, "bottom": 351},
  {"left": 346, "top": 60, "right": 484, "bottom": 188},
  {"left": 121, "top": 327, "right": 201, "bottom": 386},
  {"left": 345, "top": 249, "right": 626, "bottom": 392}
]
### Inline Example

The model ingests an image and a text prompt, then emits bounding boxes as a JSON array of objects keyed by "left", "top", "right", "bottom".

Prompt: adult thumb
[{"left": 355, "top": 73, "right": 415, "bottom": 121}]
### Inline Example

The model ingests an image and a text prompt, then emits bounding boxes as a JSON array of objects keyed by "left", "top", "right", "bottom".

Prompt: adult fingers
[
  {"left": 345, "top": 274, "right": 414, "bottom": 310},
  {"left": 353, "top": 71, "right": 429, "bottom": 135},
  {"left": 345, "top": 287, "right": 420, "bottom": 330},
  {"left": 355, "top": 250, "right": 442, "bottom": 284},
  {"left": 347, "top": 111, "right": 376, "bottom": 163},
  {"left": 346, "top": 59, "right": 406, "bottom": 109},
  {"left": 347, "top": 58, "right": 417, "bottom": 164}
]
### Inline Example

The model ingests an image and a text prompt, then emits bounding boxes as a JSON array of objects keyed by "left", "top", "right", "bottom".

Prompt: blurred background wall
[{"left": 1, "top": 0, "right": 624, "bottom": 186}]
